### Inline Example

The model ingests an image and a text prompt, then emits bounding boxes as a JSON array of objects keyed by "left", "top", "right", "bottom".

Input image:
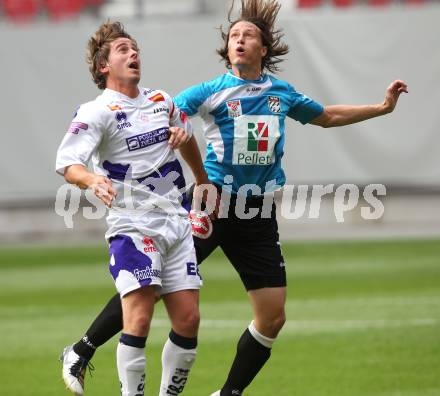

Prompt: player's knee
[
  {"left": 272, "top": 311, "right": 286, "bottom": 333},
  {"left": 126, "top": 313, "right": 152, "bottom": 335},
  {"left": 174, "top": 309, "right": 200, "bottom": 335},
  {"left": 262, "top": 310, "right": 286, "bottom": 337}
]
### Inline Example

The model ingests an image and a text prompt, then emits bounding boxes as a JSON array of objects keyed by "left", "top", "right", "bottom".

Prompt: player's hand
[
  {"left": 382, "top": 80, "right": 408, "bottom": 114},
  {"left": 168, "top": 127, "right": 190, "bottom": 149},
  {"left": 90, "top": 175, "right": 116, "bottom": 208}
]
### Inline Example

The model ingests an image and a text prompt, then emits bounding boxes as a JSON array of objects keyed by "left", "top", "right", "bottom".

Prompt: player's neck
[
  {"left": 106, "top": 80, "right": 139, "bottom": 99},
  {"left": 231, "top": 64, "right": 262, "bottom": 81}
]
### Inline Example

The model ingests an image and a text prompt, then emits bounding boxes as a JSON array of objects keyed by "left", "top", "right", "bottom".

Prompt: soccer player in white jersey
[
  {"left": 59, "top": 1, "right": 408, "bottom": 395},
  {"left": 56, "top": 22, "right": 210, "bottom": 396}
]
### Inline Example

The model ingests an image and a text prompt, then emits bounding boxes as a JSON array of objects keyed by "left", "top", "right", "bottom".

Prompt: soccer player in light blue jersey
[{"left": 60, "top": 1, "right": 408, "bottom": 395}]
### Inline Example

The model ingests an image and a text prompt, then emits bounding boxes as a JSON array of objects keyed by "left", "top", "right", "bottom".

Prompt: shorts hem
[
  {"left": 159, "top": 284, "right": 202, "bottom": 296},
  {"left": 119, "top": 280, "right": 162, "bottom": 297},
  {"left": 239, "top": 273, "right": 286, "bottom": 291}
]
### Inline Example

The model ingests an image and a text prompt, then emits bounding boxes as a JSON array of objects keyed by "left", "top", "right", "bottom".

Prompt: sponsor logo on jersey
[
  {"left": 143, "top": 236, "right": 158, "bottom": 253},
  {"left": 133, "top": 267, "right": 161, "bottom": 281},
  {"left": 143, "top": 89, "right": 155, "bottom": 95},
  {"left": 247, "top": 86, "right": 261, "bottom": 93},
  {"left": 226, "top": 100, "right": 242, "bottom": 118},
  {"left": 116, "top": 111, "right": 132, "bottom": 130},
  {"left": 187, "top": 262, "right": 201, "bottom": 278},
  {"left": 148, "top": 92, "right": 165, "bottom": 102},
  {"left": 247, "top": 122, "right": 269, "bottom": 152},
  {"left": 126, "top": 127, "right": 170, "bottom": 151},
  {"left": 107, "top": 104, "right": 123, "bottom": 111},
  {"left": 153, "top": 106, "right": 169, "bottom": 114},
  {"left": 68, "top": 122, "right": 88, "bottom": 134},
  {"left": 268, "top": 96, "right": 281, "bottom": 113},
  {"left": 232, "top": 115, "right": 280, "bottom": 165}
]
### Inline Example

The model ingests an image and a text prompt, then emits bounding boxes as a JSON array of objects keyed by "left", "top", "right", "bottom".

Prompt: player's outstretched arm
[
  {"left": 64, "top": 164, "right": 116, "bottom": 207},
  {"left": 310, "top": 80, "right": 408, "bottom": 128}
]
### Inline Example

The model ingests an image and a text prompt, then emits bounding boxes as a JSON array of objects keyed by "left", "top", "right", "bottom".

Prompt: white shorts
[{"left": 107, "top": 214, "right": 202, "bottom": 297}]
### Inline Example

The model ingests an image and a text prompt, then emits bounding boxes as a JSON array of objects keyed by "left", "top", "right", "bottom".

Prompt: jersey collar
[{"left": 227, "top": 70, "right": 268, "bottom": 84}]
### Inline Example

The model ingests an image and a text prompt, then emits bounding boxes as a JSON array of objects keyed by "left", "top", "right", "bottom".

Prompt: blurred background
[
  {"left": 0, "top": 0, "right": 440, "bottom": 244},
  {"left": 0, "top": 0, "right": 439, "bottom": 245},
  {"left": 0, "top": 3, "right": 439, "bottom": 396}
]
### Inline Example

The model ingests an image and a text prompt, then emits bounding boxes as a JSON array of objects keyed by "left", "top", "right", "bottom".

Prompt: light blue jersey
[{"left": 175, "top": 71, "right": 323, "bottom": 195}]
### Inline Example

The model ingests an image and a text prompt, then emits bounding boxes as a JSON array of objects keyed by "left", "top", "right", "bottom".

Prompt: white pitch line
[{"left": 150, "top": 318, "right": 439, "bottom": 334}]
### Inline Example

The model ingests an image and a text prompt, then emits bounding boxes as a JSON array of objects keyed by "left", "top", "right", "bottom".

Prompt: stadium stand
[
  {"left": 0, "top": 0, "right": 105, "bottom": 22},
  {"left": 1, "top": 0, "right": 39, "bottom": 22}
]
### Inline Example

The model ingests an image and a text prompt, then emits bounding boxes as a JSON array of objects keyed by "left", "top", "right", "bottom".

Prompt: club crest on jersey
[
  {"left": 68, "top": 122, "right": 88, "bottom": 134},
  {"left": 138, "top": 112, "right": 149, "bottom": 122},
  {"left": 226, "top": 100, "right": 242, "bottom": 118},
  {"left": 268, "top": 96, "right": 281, "bottom": 113},
  {"left": 115, "top": 111, "right": 132, "bottom": 130},
  {"left": 148, "top": 93, "right": 165, "bottom": 102}
]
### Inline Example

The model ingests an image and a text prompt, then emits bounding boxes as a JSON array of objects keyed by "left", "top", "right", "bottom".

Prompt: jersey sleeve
[
  {"left": 164, "top": 91, "right": 193, "bottom": 139},
  {"left": 286, "top": 84, "right": 324, "bottom": 125},
  {"left": 173, "top": 82, "right": 210, "bottom": 117},
  {"left": 55, "top": 102, "right": 105, "bottom": 175}
]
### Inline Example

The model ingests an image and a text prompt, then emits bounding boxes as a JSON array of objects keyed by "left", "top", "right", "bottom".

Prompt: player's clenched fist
[{"left": 90, "top": 175, "right": 116, "bottom": 208}]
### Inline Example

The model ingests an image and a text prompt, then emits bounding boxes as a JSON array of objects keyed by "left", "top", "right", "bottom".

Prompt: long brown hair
[
  {"left": 86, "top": 21, "right": 137, "bottom": 89},
  {"left": 217, "top": 0, "right": 289, "bottom": 74}
]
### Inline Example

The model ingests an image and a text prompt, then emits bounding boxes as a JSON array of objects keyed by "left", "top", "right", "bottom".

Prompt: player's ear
[
  {"left": 261, "top": 46, "right": 268, "bottom": 58},
  {"left": 100, "top": 62, "right": 110, "bottom": 74}
]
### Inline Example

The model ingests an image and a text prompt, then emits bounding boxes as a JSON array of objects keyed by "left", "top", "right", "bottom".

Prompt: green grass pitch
[{"left": 0, "top": 239, "right": 439, "bottom": 395}]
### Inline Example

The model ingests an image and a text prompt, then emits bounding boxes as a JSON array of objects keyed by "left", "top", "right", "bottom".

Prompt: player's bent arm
[
  {"left": 178, "top": 136, "right": 209, "bottom": 185},
  {"left": 64, "top": 164, "right": 116, "bottom": 207},
  {"left": 310, "top": 80, "right": 408, "bottom": 128},
  {"left": 179, "top": 136, "right": 219, "bottom": 217}
]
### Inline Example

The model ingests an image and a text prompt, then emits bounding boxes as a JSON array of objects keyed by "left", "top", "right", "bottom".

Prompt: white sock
[
  {"left": 159, "top": 338, "right": 197, "bottom": 396},
  {"left": 248, "top": 320, "right": 276, "bottom": 349},
  {"left": 117, "top": 342, "right": 146, "bottom": 396}
]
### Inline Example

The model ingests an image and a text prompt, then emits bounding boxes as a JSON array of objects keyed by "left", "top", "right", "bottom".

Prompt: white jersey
[{"left": 56, "top": 87, "right": 193, "bottom": 239}]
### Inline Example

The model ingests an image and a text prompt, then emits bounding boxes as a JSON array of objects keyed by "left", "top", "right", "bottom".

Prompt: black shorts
[{"left": 193, "top": 189, "right": 286, "bottom": 291}]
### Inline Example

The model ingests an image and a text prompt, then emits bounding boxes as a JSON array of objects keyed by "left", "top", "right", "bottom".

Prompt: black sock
[
  {"left": 73, "top": 293, "right": 123, "bottom": 361},
  {"left": 169, "top": 329, "right": 198, "bottom": 349},
  {"left": 221, "top": 328, "right": 271, "bottom": 396}
]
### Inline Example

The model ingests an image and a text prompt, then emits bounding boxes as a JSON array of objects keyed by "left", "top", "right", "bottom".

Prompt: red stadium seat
[
  {"left": 367, "top": 0, "right": 392, "bottom": 6},
  {"left": 332, "top": 0, "right": 354, "bottom": 7},
  {"left": 297, "top": 0, "right": 322, "bottom": 8},
  {"left": 1, "top": 0, "right": 39, "bottom": 22},
  {"left": 43, "top": 0, "right": 85, "bottom": 20},
  {"left": 404, "top": 0, "right": 426, "bottom": 5}
]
